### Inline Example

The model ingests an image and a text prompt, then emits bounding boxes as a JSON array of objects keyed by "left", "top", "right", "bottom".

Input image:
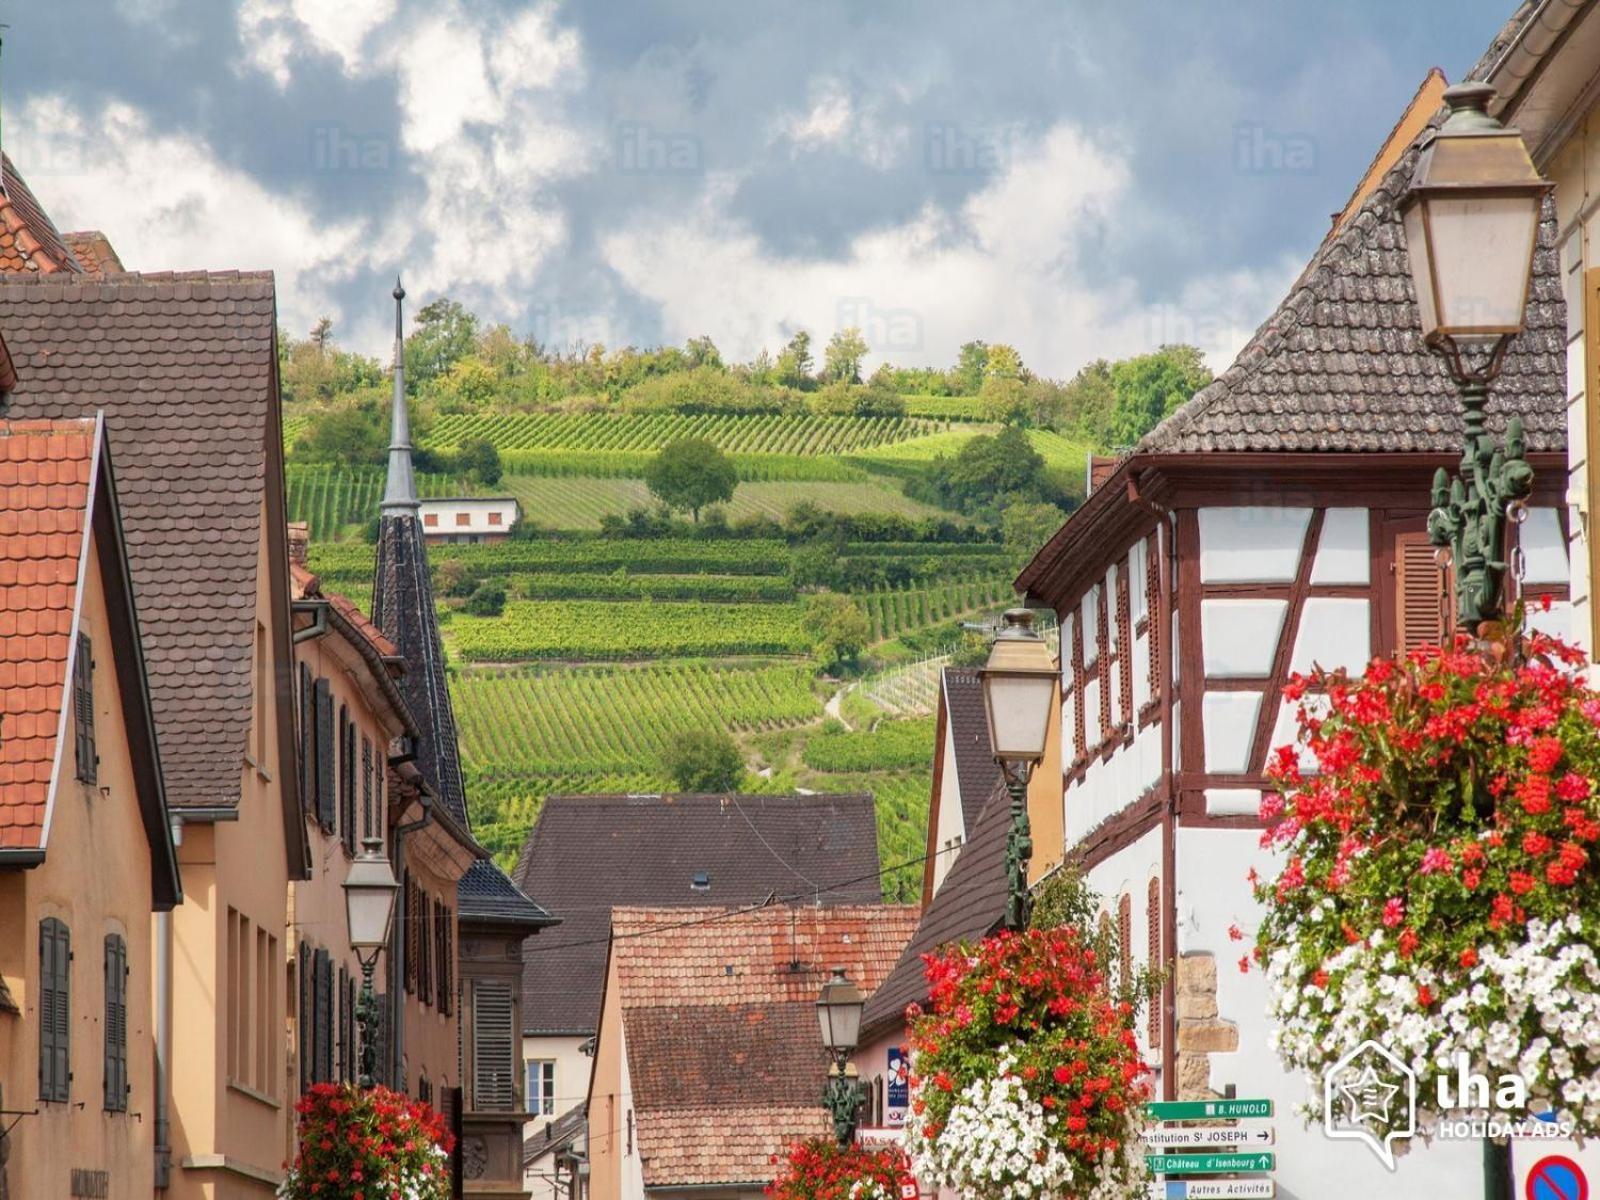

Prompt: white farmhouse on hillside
[{"left": 418, "top": 495, "right": 519, "bottom": 543}]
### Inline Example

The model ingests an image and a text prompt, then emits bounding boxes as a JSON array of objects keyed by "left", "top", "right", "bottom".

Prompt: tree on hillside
[
  {"left": 952, "top": 340, "right": 989, "bottom": 394},
  {"left": 684, "top": 335, "right": 722, "bottom": 369},
  {"left": 663, "top": 729, "right": 745, "bottom": 793},
  {"left": 279, "top": 320, "right": 385, "bottom": 405},
  {"left": 823, "top": 327, "right": 869, "bottom": 384},
  {"left": 984, "top": 343, "right": 1025, "bottom": 380},
  {"left": 1106, "top": 344, "right": 1212, "bottom": 448},
  {"left": 405, "top": 297, "right": 479, "bottom": 391},
  {"left": 1003, "top": 501, "right": 1068, "bottom": 571},
  {"left": 775, "top": 330, "right": 814, "bottom": 389},
  {"left": 803, "top": 593, "right": 872, "bottom": 673},
  {"left": 293, "top": 402, "right": 387, "bottom": 466},
  {"left": 644, "top": 438, "right": 737, "bottom": 521},
  {"left": 1059, "top": 358, "right": 1116, "bottom": 448},
  {"left": 455, "top": 438, "right": 503, "bottom": 486}
]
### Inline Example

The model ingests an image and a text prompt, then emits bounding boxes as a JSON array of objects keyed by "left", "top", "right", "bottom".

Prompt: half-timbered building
[{"left": 1015, "top": 55, "right": 1568, "bottom": 1194}]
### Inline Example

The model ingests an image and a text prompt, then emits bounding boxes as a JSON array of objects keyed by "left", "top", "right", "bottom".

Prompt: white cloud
[
  {"left": 602, "top": 122, "right": 1292, "bottom": 378},
  {"left": 769, "top": 77, "right": 908, "bottom": 169}
]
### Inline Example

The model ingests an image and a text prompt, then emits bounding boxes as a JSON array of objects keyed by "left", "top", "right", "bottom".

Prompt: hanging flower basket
[
  {"left": 1253, "top": 623, "right": 1600, "bottom": 1136},
  {"left": 765, "top": 1138, "right": 916, "bottom": 1200},
  {"left": 278, "top": 1082, "right": 454, "bottom": 1200},
  {"left": 904, "top": 926, "right": 1151, "bottom": 1200}
]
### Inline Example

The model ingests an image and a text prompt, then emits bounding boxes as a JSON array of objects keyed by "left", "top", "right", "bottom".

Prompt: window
[
  {"left": 253, "top": 619, "right": 268, "bottom": 767},
  {"left": 418, "top": 888, "right": 433, "bottom": 1007},
  {"left": 471, "top": 978, "right": 516, "bottom": 1111},
  {"left": 487, "top": 511, "right": 503, "bottom": 526},
  {"left": 340, "top": 707, "right": 357, "bottom": 855},
  {"left": 1117, "top": 893, "right": 1133, "bottom": 994},
  {"left": 39, "top": 918, "right": 70, "bottom": 1102},
  {"left": 227, "top": 909, "right": 278, "bottom": 1097},
  {"left": 455, "top": 512, "right": 471, "bottom": 527},
  {"left": 299, "top": 663, "right": 315, "bottom": 814},
  {"left": 434, "top": 897, "right": 454, "bottom": 1016},
  {"left": 361, "top": 735, "right": 374, "bottom": 839},
  {"left": 298, "top": 942, "right": 312, "bottom": 1095},
  {"left": 423, "top": 512, "right": 438, "bottom": 527},
  {"left": 1147, "top": 878, "right": 1162, "bottom": 1050},
  {"left": 73, "top": 634, "right": 95, "bottom": 783},
  {"left": 526, "top": 1059, "right": 556, "bottom": 1116},
  {"left": 315, "top": 678, "right": 335, "bottom": 831}
]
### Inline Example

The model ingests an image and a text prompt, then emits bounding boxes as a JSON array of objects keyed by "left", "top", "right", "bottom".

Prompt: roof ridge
[{"left": 0, "top": 268, "right": 276, "bottom": 286}]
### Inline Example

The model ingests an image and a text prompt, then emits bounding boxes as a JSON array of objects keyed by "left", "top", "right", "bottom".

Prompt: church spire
[{"left": 381, "top": 277, "right": 417, "bottom": 512}]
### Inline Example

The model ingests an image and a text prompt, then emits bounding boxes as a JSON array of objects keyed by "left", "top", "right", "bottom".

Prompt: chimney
[{"left": 287, "top": 521, "right": 309, "bottom": 566}]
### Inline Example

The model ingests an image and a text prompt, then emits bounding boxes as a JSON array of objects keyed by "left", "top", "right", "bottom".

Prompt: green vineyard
[
  {"left": 802, "top": 718, "right": 938, "bottom": 772},
  {"left": 861, "top": 579, "right": 1012, "bottom": 640},
  {"left": 446, "top": 599, "right": 812, "bottom": 661},
  {"left": 514, "top": 573, "right": 797, "bottom": 603},
  {"left": 424, "top": 411, "right": 942, "bottom": 456},
  {"left": 287, "top": 465, "right": 458, "bottom": 541}
]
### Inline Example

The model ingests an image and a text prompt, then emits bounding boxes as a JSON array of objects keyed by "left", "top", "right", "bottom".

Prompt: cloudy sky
[{"left": 7, "top": 0, "right": 1516, "bottom": 378}]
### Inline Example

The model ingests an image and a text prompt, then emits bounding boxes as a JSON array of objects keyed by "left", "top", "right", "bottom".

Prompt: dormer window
[{"left": 691, "top": 871, "right": 710, "bottom": 892}]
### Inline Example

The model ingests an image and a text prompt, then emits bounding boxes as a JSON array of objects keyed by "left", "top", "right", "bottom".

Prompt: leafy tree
[
  {"left": 803, "top": 593, "right": 872, "bottom": 673},
  {"left": 978, "top": 374, "right": 1030, "bottom": 424},
  {"left": 984, "top": 343, "right": 1025, "bottom": 380},
  {"left": 644, "top": 438, "right": 737, "bottom": 521},
  {"left": 952, "top": 340, "right": 989, "bottom": 394},
  {"left": 1059, "top": 358, "right": 1116, "bottom": 448},
  {"left": 853, "top": 373, "right": 906, "bottom": 418},
  {"left": 1003, "top": 501, "right": 1067, "bottom": 571},
  {"left": 405, "top": 297, "right": 479, "bottom": 391},
  {"left": 292, "top": 403, "right": 387, "bottom": 466},
  {"left": 434, "top": 357, "right": 499, "bottom": 411},
  {"left": 823, "top": 327, "right": 869, "bottom": 384},
  {"left": 663, "top": 728, "right": 745, "bottom": 793},
  {"left": 464, "top": 580, "right": 507, "bottom": 616},
  {"left": 775, "top": 330, "right": 814, "bottom": 389},
  {"left": 454, "top": 438, "right": 503, "bottom": 486},
  {"left": 1106, "top": 344, "right": 1211, "bottom": 448},
  {"left": 684, "top": 335, "right": 723, "bottom": 369}
]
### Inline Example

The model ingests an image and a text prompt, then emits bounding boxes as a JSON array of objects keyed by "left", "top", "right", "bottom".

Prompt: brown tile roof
[
  {"left": 611, "top": 904, "right": 917, "bottom": 1188},
  {"left": 1135, "top": 121, "right": 1564, "bottom": 455},
  {"left": 513, "top": 793, "right": 884, "bottom": 1036},
  {"left": 61, "top": 231, "right": 125, "bottom": 275},
  {"left": 0, "top": 157, "right": 82, "bottom": 276},
  {"left": 0, "top": 419, "right": 94, "bottom": 848},
  {"left": 863, "top": 779, "right": 1011, "bottom": 1041},
  {"left": 0, "top": 269, "right": 283, "bottom": 811}
]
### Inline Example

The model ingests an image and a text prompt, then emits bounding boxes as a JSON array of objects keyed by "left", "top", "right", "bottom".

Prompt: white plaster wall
[
  {"left": 1202, "top": 691, "right": 1261, "bottom": 773},
  {"left": 1131, "top": 539, "right": 1149, "bottom": 624},
  {"left": 931, "top": 712, "right": 966, "bottom": 897},
  {"left": 1199, "top": 507, "right": 1311, "bottom": 583},
  {"left": 1201, "top": 600, "right": 1287, "bottom": 677},
  {"left": 1175, "top": 826, "right": 1482, "bottom": 1198},
  {"left": 1310, "top": 508, "right": 1370, "bottom": 585},
  {"left": 619, "top": 1032, "right": 647, "bottom": 1200},
  {"left": 1083, "top": 588, "right": 1101, "bottom": 666},
  {"left": 418, "top": 497, "right": 519, "bottom": 533},
  {"left": 1288, "top": 597, "right": 1370, "bottom": 676},
  {"left": 1520, "top": 506, "right": 1568, "bottom": 585},
  {"left": 1527, "top": 599, "right": 1575, "bottom": 643},
  {"left": 1064, "top": 716, "right": 1162, "bottom": 843},
  {"left": 1133, "top": 629, "right": 1152, "bottom": 712},
  {"left": 1085, "top": 825, "right": 1164, "bottom": 1076}
]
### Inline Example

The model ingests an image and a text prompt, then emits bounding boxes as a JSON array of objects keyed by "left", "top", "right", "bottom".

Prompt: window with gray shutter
[
  {"left": 298, "top": 942, "right": 311, "bottom": 1095},
  {"left": 298, "top": 663, "right": 315, "bottom": 815},
  {"left": 313, "top": 948, "right": 334, "bottom": 1083},
  {"left": 103, "top": 934, "right": 128, "bottom": 1111},
  {"left": 39, "top": 918, "right": 70, "bottom": 1102},
  {"left": 339, "top": 706, "right": 357, "bottom": 855},
  {"left": 471, "top": 978, "right": 516, "bottom": 1111},
  {"left": 315, "top": 679, "right": 335, "bottom": 831},
  {"left": 336, "top": 964, "right": 349, "bottom": 1083},
  {"left": 73, "top": 635, "right": 95, "bottom": 784},
  {"left": 361, "top": 735, "right": 374, "bottom": 839}
]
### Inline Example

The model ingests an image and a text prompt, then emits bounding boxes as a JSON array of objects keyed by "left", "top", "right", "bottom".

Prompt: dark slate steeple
[{"left": 372, "top": 279, "right": 471, "bottom": 831}]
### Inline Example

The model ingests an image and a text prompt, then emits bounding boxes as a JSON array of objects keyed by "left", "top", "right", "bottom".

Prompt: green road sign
[
  {"left": 1146, "top": 1099, "right": 1273, "bottom": 1121},
  {"left": 1148, "top": 1152, "right": 1275, "bottom": 1176}
]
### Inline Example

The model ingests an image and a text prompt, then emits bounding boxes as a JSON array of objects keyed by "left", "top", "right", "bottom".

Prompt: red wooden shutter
[
  {"left": 1146, "top": 878, "right": 1162, "bottom": 1049},
  {"left": 1396, "top": 533, "right": 1448, "bottom": 652},
  {"left": 1117, "top": 893, "right": 1133, "bottom": 993}
]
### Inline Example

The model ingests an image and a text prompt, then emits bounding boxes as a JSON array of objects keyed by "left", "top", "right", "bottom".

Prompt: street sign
[
  {"left": 1143, "top": 1123, "right": 1275, "bottom": 1151},
  {"left": 1148, "top": 1152, "right": 1274, "bottom": 1176},
  {"left": 1526, "top": 1155, "right": 1589, "bottom": 1200},
  {"left": 1146, "top": 1181, "right": 1275, "bottom": 1199},
  {"left": 1147, "top": 1099, "right": 1273, "bottom": 1121}
]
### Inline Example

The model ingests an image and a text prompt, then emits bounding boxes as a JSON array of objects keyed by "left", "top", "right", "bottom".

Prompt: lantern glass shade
[
  {"left": 343, "top": 837, "right": 400, "bottom": 954},
  {"left": 816, "top": 968, "right": 864, "bottom": 1056},
  {"left": 1399, "top": 84, "right": 1549, "bottom": 346},
  {"left": 982, "top": 609, "right": 1058, "bottom": 764}
]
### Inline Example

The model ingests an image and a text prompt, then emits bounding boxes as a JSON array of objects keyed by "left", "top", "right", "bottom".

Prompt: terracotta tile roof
[
  {"left": 1135, "top": 121, "right": 1564, "bottom": 455},
  {"left": 636, "top": 1105, "right": 830, "bottom": 1187},
  {"left": 61, "top": 231, "right": 124, "bottom": 275},
  {"left": 611, "top": 904, "right": 917, "bottom": 1188},
  {"left": 0, "top": 270, "right": 282, "bottom": 811},
  {"left": 863, "top": 779, "right": 1010, "bottom": 1041},
  {"left": 941, "top": 668, "right": 1003, "bottom": 832},
  {"left": 0, "top": 157, "right": 82, "bottom": 276},
  {"left": 0, "top": 419, "right": 94, "bottom": 848},
  {"left": 512, "top": 793, "right": 883, "bottom": 1036}
]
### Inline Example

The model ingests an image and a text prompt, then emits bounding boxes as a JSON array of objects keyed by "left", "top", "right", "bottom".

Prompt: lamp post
[
  {"left": 343, "top": 836, "right": 400, "bottom": 1089},
  {"left": 816, "top": 967, "right": 865, "bottom": 1145},
  {"left": 1400, "top": 81, "right": 1550, "bottom": 1200},
  {"left": 981, "top": 608, "right": 1058, "bottom": 931},
  {"left": 1400, "top": 81, "right": 1551, "bottom": 632}
]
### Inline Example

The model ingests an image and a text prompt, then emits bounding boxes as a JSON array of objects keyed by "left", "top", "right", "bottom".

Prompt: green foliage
[
  {"left": 1106, "top": 344, "right": 1212, "bottom": 448},
  {"left": 858, "top": 579, "right": 1011, "bottom": 641},
  {"left": 404, "top": 297, "right": 479, "bottom": 391},
  {"left": 802, "top": 718, "right": 935, "bottom": 771},
  {"left": 644, "top": 437, "right": 738, "bottom": 521},
  {"left": 822, "top": 327, "right": 870, "bottom": 384},
  {"left": 464, "top": 580, "right": 507, "bottom": 617},
  {"left": 906, "top": 425, "right": 1069, "bottom": 520},
  {"left": 292, "top": 402, "right": 389, "bottom": 467},
  {"left": 424, "top": 411, "right": 936, "bottom": 457},
  {"left": 1002, "top": 501, "right": 1068, "bottom": 572},
  {"left": 454, "top": 438, "right": 503, "bottom": 486},
  {"left": 514, "top": 572, "right": 796, "bottom": 603},
  {"left": 447, "top": 600, "right": 811, "bottom": 661},
  {"left": 775, "top": 330, "right": 815, "bottom": 389},
  {"left": 285, "top": 465, "right": 456, "bottom": 541},
  {"left": 803, "top": 593, "right": 872, "bottom": 671},
  {"left": 662, "top": 727, "right": 746, "bottom": 793}
]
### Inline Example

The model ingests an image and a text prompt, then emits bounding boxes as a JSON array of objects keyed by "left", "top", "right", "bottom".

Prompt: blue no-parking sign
[{"left": 1527, "top": 1155, "right": 1589, "bottom": 1200}]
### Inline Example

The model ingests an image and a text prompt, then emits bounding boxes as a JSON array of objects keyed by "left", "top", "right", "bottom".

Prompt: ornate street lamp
[
  {"left": 816, "top": 967, "right": 865, "bottom": 1145},
  {"left": 1401, "top": 81, "right": 1550, "bottom": 1200},
  {"left": 343, "top": 836, "right": 401, "bottom": 1088},
  {"left": 1400, "top": 81, "right": 1551, "bottom": 631},
  {"left": 981, "top": 608, "right": 1058, "bottom": 931}
]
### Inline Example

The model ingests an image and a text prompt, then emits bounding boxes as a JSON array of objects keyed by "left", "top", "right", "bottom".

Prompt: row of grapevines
[
  {"left": 286, "top": 465, "right": 457, "bottom": 540},
  {"left": 306, "top": 537, "right": 794, "bottom": 585},
  {"left": 861, "top": 578, "right": 1011, "bottom": 641},
  {"left": 512, "top": 573, "right": 797, "bottom": 603},
  {"left": 899, "top": 395, "right": 989, "bottom": 421},
  {"left": 424, "top": 411, "right": 939, "bottom": 456},
  {"left": 500, "top": 448, "right": 871, "bottom": 483},
  {"left": 801, "top": 718, "right": 937, "bottom": 772},
  {"left": 446, "top": 600, "right": 811, "bottom": 661}
]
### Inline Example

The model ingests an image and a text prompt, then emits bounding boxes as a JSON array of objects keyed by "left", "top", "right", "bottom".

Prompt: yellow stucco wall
[
  {"left": 166, "top": 504, "right": 293, "bottom": 1200},
  {"left": 0, "top": 523, "right": 160, "bottom": 1200},
  {"left": 586, "top": 949, "right": 626, "bottom": 1200}
]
